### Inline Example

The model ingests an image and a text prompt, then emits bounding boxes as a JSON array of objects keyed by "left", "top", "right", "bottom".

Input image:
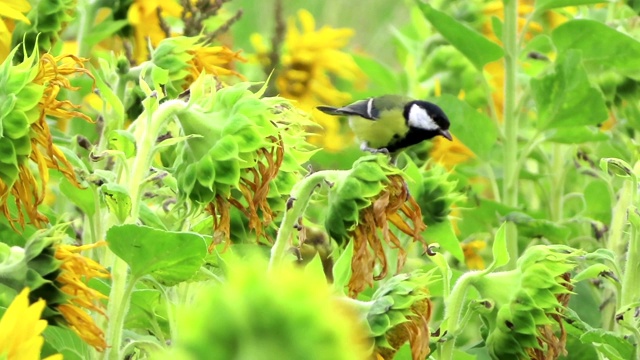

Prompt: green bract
[
  {"left": 415, "top": 162, "right": 465, "bottom": 224},
  {"left": 0, "top": 46, "right": 43, "bottom": 191},
  {"left": 151, "top": 36, "right": 198, "bottom": 97},
  {"left": 473, "top": 245, "right": 582, "bottom": 360},
  {"left": 367, "top": 270, "right": 437, "bottom": 360},
  {"left": 159, "top": 257, "right": 370, "bottom": 360},
  {"left": 11, "top": 0, "right": 76, "bottom": 60},
  {"left": 174, "top": 75, "right": 315, "bottom": 240},
  {"left": 0, "top": 227, "right": 68, "bottom": 324},
  {"left": 324, "top": 154, "right": 400, "bottom": 244}
]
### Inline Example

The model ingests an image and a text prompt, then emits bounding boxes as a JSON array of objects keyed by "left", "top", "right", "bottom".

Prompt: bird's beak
[{"left": 440, "top": 129, "right": 453, "bottom": 141}]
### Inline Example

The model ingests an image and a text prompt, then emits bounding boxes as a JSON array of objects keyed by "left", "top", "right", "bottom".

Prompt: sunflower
[
  {"left": 186, "top": 43, "right": 247, "bottom": 82},
  {"left": 462, "top": 239, "right": 487, "bottom": 270},
  {"left": 0, "top": 0, "right": 30, "bottom": 62},
  {"left": 54, "top": 242, "right": 110, "bottom": 350},
  {"left": 0, "top": 49, "right": 93, "bottom": 231},
  {"left": 127, "top": 0, "right": 183, "bottom": 64},
  {"left": 274, "top": 9, "right": 364, "bottom": 152},
  {"left": 0, "top": 288, "right": 62, "bottom": 360}
]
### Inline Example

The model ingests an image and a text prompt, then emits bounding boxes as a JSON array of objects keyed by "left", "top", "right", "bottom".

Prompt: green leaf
[
  {"left": 536, "top": 0, "right": 608, "bottom": 12},
  {"left": 432, "top": 95, "right": 498, "bottom": 160},
  {"left": 107, "top": 130, "right": 137, "bottom": 159},
  {"left": 106, "top": 224, "right": 207, "bottom": 285},
  {"left": 565, "top": 308, "right": 634, "bottom": 360},
  {"left": 545, "top": 127, "right": 609, "bottom": 144},
  {"left": 531, "top": 50, "right": 608, "bottom": 130},
  {"left": 574, "top": 264, "right": 614, "bottom": 283},
  {"left": 584, "top": 179, "right": 613, "bottom": 224},
  {"left": 91, "top": 63, "right": 125, "bottom": 124},
  {"left": 353, "top": 54, "right": 402, "bottom": 95},
  {"left": 600, "top": 158, "right": 635, "bottom": 179},
  {"left": 490, "top": 222, "right": 509, "bottom": 270},
  {"left": 59, "top": 178, "right": 95, "bottom": 217},
  {"left": 332, "top": 240, "right": 354, "bottom": 294},
  {"left": 504, "top": 212, "right": 571, "bottom": 243},
  {"left": 552, "top": 20, "right": 640, "bottom": 80},
  {"left": 305, "top": 254, "right": 327, "bottom": 283},
  {"left": 423, "top": 219, "right": 463, "bottom": 262},
  {"left": 416, "top": 2, "right": 503, "bottom": 69},
  {"left": 100, "top": 183, "right": 132, "bottom": 224},
  {"left": 43, "top": 326, "right": 92, "bottom": 360}
]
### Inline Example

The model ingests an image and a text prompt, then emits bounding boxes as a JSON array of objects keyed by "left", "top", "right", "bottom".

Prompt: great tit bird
[{"left": 316, "top": 95, "right": 452, "bottom": 154}]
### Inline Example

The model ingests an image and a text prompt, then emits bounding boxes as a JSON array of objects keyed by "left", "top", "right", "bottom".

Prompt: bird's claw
[{"left": 360, "top": 142, "right": 389, "bottom": 155}]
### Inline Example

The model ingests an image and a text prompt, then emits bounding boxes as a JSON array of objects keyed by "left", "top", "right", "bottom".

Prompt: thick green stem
[
  {"left": 502, "top": 0, "right": 519, "bottom": 270},
  {"left": 76, "top": 0, "right": 99, "bottom": 58},
  {"left": 103, "top": 99, "right": 187, "bottom": 360},
  {"left": 549, "top": 144, "right": 566, "bottom": 222},
  {"left": 621, "top": 164, "right": 640, "bottom": 309},
  {"left": 438, "top": 272, "right": 477, "bottom": 360},
  {"left": 268, "top": 171, "right": 341, "bottom": 271}
]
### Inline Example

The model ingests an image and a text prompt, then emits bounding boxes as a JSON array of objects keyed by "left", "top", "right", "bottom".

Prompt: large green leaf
[
  {"left": 490, "top": 222, "right": 509, "bottom": 270},
  {"left": 43, "top": 326, "right": 92, "bottom": 360},
  {"left": 416, "top": 3, "right": 503, "bottom": 69},
  {"left": 531, "top": 50, "right": 608, "bottom": 130},
  {"left": 552, "top": 20, "right": 640, "bottom": 80},
  {"left": 432, "top": 94, "right": 498, "bottom": 160},
  {"left": 106, "top": 224, "right": 208, "bottom": 286},
  {"left": 536, "top": 0, "right": 607, "bottom": 12}
]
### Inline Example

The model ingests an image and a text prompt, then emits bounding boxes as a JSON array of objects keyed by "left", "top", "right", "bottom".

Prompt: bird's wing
[{"left": 317, "top": 95, "right": 412, "bottom": 120}]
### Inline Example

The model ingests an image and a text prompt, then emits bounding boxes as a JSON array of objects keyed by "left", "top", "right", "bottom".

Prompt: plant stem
[
  {"left": 502, "top": 0, "right": 519, "bottom": 270},
  {"left": 549, "top": 144, "right": 566, "bottom": 222},
  {"left": 268, "top": 171, "right": 340, "bottom": 271},
  {"left": 620, "top": 163, "right": 640, "bottom": 309},
  {"left": 439, "top": 271, "right": 477, "bottom": 360},
  {"left": 103, "top": 99, "right": 187, "bottom": 360},
  {"left": 76, "top": 0, "right": 99, "bottom": 58}
]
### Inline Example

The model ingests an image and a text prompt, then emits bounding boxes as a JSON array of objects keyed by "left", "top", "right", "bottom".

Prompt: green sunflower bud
[
  {"left": 151, "top": 36, "right": 199, "bottom": 97},
  {"left": 11, "top": 0, "right": 76, "bottom": 60},
  {"left": 158, "top": 256, "right": 370, "bottom": 360},
  {"left": 473, "top": 245, "right": 582, "bottom": 360},
  {"left": 0, "top": 46, "right": 43, "bottom": 190},
  {"left": 415, "top": 162, "right": 465, "bottom": 224},
  {"left": 367, "top": 270, "right": 437, "bottom": 360}
]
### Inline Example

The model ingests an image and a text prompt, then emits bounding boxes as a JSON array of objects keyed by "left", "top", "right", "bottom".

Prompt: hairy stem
[
  {"left": 268, "top": 171, "right": 341, "bottom": 271},
  {"left": 502, "top": 0, "right": 519, "bottom": 270}
]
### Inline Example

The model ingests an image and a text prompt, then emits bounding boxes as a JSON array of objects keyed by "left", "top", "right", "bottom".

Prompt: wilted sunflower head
[
  {"left": 174, "top": 74, "right": 315, "bottom": 249},
  {"left": 473, "top": 245, "right": 582, "bottom": 360},
  {"left": 367, "top": 270, "right": 438, "bottom": 360},
  {"left": 324, "top": 155, "right": 428, "bottom": 297},
  {"left": 0, "top": 44, "right": 92, "bottom": 231},
  {"left": 0, "top": 226, "right": 109, "bottom": 351}
]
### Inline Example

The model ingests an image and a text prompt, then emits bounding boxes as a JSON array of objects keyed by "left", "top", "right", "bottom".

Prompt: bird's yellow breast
[{"left": 348, "top": 109, "right": 409, "bottom": 149}]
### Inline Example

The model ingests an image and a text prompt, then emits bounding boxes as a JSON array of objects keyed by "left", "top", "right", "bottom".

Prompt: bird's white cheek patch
[{"left": 408, "top": 104, "right": 439, "bottom": 130}]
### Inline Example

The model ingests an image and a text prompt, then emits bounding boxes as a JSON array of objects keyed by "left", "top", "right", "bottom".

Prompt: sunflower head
[
  {"left": 367, "top": 270, "right": 437, "bottom": 360},
  {"left": 473, "top": 245, "right": 582, "bottom": 360},
  {"left": 0, "top": 226, "right": 109, "bottom": 351},
  {"left": 175, "top": 74, "right": 314, "bottom": 248},
  {"left": 415, "top": 161, "right": 465, "bottom": 225},
  {"left": 159, "top": 256, "right": 370, "bottom": 360},
  {"left": 324, "top": 155, "right": 428, "bottom": 296}
]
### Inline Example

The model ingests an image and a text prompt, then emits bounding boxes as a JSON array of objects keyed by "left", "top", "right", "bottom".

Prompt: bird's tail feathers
[{"left": 316, "top": 105, "right": 344, "bottom": 116}]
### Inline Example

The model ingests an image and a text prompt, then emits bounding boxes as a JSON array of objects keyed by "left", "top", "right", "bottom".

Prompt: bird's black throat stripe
[{"left": 385, "top": 128, "right": 442, "bottom": 153}]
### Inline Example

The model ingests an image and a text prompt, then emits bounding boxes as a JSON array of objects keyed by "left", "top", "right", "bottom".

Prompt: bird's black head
[{"left": 402, "top": 100, "right": 452, "bottom": 141}]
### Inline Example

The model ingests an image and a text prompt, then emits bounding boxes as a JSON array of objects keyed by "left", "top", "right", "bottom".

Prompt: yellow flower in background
[
  {"left": 128, "top": 0, "right": 183, "bottom": 64},
  {"left": 187, "top": 44, "right": 247, "bottom": 81},
  {"left": 429, "top": 134, "right": 475, "bottom": 169},
  {"left": 54, "top": 241, "right": 110, "bottom": 351},
  {"left": 275, "top": 9, "right": 364, "bottom": 152},
  {"left": 0, "top": 288, "right": 62, "bottom": 360},
  {"left": 462, "top": 239, "right": 487, "bottom": 270},
  {"left": 0, "top": 0, "right": 30, "bottom": 62}
]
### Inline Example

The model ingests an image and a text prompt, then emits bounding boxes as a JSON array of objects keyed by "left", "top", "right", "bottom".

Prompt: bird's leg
[{"left": 360, "top": 142, "right": 389, "bottom": 155}]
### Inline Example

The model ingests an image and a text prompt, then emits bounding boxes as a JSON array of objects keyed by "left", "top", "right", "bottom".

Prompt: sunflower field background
[{"left": 1, "top": 0, "right": 640, "bottom": 359}]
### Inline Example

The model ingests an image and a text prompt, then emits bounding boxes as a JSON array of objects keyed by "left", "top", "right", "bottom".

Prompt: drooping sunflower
[{"left": 0, "top": 47, "right": 93, "bottom": 231}]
